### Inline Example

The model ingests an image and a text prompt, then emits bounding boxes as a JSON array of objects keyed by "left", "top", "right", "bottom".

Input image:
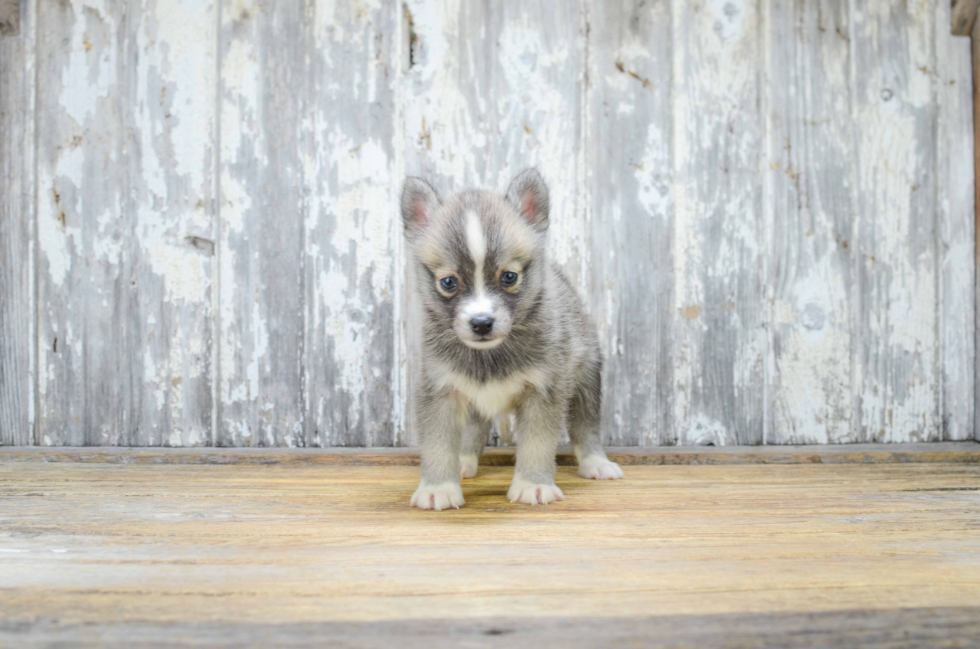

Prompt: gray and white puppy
[{"left": 401, "top": 168, "right": 623, "bottom": 511}]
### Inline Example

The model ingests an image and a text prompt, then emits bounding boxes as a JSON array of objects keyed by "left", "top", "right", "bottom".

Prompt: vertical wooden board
[
  {"left": 587, "top": 1, "right": 673, "bottom": 445},
  {"left": 402, "top": 1, "right": 583, "bottom": 240},
  {"left": 0, "top": 0, "right": 35, "bottom": 445},
  {"left": 402, "top": 0, "right": 586, "bottom": 445},
  {"left": 937, "top": 3, "right": 975, "bottom": 441},
  {"left": 974, "top": 20, "right": 980, "bottom": 443},
  {"left": 128, "top": 0, "right": 216, "bottom": 446},
  {"left": 218, "top": 0, "right": 307, "bottom": 446},
  {"left": 36, "top": 0, "right": 133, "bottom": 445},
  {"left": 35, "top": 0, "right": 215, "bottom": 446},
  {"left": 305, "top": 0, "right": 400, "bottom": 447},
  {"left": 671, "top": 0, "right": 766, "bottom": 445},
  {"left": 850, "top": 0, "right": 939, "bottom": 442},
  {"left": 766, "top": 0, "right": 854, "bottom": 444}
]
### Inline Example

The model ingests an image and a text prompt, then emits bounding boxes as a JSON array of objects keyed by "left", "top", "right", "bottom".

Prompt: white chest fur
[{"left": 432, "top": 365, "right": 549, "bottom": 419}]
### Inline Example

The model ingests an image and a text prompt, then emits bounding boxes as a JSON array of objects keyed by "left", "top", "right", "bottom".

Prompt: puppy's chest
[{"left": 434, "top": 366, "right": 549, "bottom": 419}]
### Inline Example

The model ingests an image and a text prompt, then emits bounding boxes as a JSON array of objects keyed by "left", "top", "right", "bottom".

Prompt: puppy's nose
[{"left": 470, "top": 315, "right": 494, "bottom": 336}]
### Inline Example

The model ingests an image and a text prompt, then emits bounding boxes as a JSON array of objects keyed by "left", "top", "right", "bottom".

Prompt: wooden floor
[{"left": 1, "top": 447, "right": 980, "bottom": 647}]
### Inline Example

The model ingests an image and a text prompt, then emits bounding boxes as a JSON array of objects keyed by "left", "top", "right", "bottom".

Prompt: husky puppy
[{"left": 401, "top": 169, "right": 623, "bottom": 510}]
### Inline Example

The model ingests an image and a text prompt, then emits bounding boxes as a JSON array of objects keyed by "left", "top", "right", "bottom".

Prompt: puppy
[{"left": 401, "top": 169, "right": 623, "bottom": 510}]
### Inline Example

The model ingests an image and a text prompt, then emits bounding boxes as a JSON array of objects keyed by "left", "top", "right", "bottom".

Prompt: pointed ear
[
  {"left": 400, "top": 177, "right": 440, "bottom": 238},
  {"left": 506, "top": 168, "right": 549, "bottom": 232}
]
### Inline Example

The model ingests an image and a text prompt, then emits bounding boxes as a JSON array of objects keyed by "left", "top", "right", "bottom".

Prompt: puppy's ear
[
  {"left": 506, "top": 168, "right": 549, "bottom": 232},
  {"left": 400, "top": 177, "right": 440, "bottom": 238}
]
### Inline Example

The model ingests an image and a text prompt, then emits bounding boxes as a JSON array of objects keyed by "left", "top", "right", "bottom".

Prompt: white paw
[
  {"left": 507, "top": 477, "right": 564, "bottom": 505},
  {"left": 459, "top": 454, "right": 479, "bottom": 479},
  {"left": 410, "top": 482, "right": 465, "bottom": 511},
  {"left": 578, "top": 455, "right": 624, "bottom": 480}
]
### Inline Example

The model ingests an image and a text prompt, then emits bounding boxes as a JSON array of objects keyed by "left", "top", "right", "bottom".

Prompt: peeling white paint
[
  {"left": 634, "top": 123, "right": 671, "bottom": 220},
  {"left": 16, "top": 0, "right": 972, "bottom": 448},
  {"left": 685, "top": 413, "right": 729, "bottom": 447},
  {"left": 59, "top": 2, "right": 117, "bottom": 127}
]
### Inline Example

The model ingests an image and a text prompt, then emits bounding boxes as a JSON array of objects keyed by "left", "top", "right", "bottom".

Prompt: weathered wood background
[{"left": 0, "top": 0, "right": 976, "bottom": 447}]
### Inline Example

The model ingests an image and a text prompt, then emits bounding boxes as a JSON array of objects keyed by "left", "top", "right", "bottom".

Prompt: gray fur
[{"left": 401, "top": 169, "right": 623, "bottom": 510}]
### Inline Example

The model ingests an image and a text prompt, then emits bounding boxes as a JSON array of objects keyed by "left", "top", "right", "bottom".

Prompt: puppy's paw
[
  {"left": 578, "top": 455, "right": 624, "bottom": 480},
  {"left": 411, "top": 482, "right": 465, "bottom": 511},
  {"left": 459, "top": 454, "right": 479, "bottom": 479},
  {"left": 508, "top": 477, "right": 564, "bottom": 505}
]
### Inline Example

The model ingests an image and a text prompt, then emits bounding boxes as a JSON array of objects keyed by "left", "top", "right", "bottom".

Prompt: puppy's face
[{"left": 401, "top": 169, "right": 550, "bottom": 350}]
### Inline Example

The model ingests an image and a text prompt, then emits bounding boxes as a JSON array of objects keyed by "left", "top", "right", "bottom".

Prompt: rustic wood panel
[
  {"left": 34, "top": 0, "right": 117, "bottom": 445},
  {"left": 672, "top": 0, "right": 766, "bottom": 445},
  {"left": 851, "top": 0, "right": 940, "bottom": 442},
  {"left": 974, "top": 16, "right": 980, "bottom": 443},
  {"left": 218, "top": 0, "right": 401, "bottom": 448},
  {"left": 2, "top": 0, "right": 975, "bottom": 447},
  {"left": 587, "top": 1, "right": 674, "bottom": 446},
  {"left": 217, "top": 0, "right": 308, "bottom": 446},
  {"left": 305, "top": 1, "right": 400, "bottom": 447},
  {"left": 129, "top": 0, "right": 216, "bottom": 446},
  {"left": 767, "top": 0, "right": 855, "bottom": 444},
  {"left": 1, "top": 461, "right": 979, "bottom": 639},
  {"left": 401, "top": 0, "right": 586, "bottom": 446},
  {"left": 938, "top": 2, "right": 976, "bottom": 441},
  {"left": 0, "top": 0, "right": 34, "bottom": 445},
  {"left": 34, "top": 0, "right": 215, "bottom": 446},
  {"left": 2, "top": 442, "right": 979, "bottom": 466}
]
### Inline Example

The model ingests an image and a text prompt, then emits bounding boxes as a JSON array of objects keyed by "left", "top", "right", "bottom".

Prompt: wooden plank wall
[
  {"left": 0, "top": 0, "right": 975, "bottom": 447},
  {"left": 943, "top": 0, "right": 978, "bottom": 442},
  {"left": 0, "top": 0, "right": 35, "bottom": 445}
]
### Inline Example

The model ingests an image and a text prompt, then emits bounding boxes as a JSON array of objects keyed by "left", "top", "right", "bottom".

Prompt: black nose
[{"left": 470, "top": 315, "right": 494, "bottom": 336}]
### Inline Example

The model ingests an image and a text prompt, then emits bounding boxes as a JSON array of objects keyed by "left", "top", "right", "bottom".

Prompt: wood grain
[
  {"left": 34, "top": 0, "right": 216, "bottom": 446},
  {"left": 1, "top": 442, "right": 977, "bottom": 465},
  {"left": 35, "top": 0, "right": 134, "bottom": 445},
  {"left": 217, "top": 0, "right": 308, "bottom": 447},
  {"left": 305, "top": 1, "right": 400, "bottom": 447},
  {"left": 3, "top": 607, "right": 980, "bottom": 648},
  {"left": 974, "top": 14, "right": 980, "bottom": 443},
  {"left": 1, "top": 1, "right": 977, "bottom": 447},
  {"left": 588, "top": 0, "right": 674, "bottom": 445},
  {"left": 218, "top": 0, "right": 402, "bottom": 448},
  {"left": 0, "top": 0, "right": 34, "bottom": 445},
  {"left": 129, "top": 0, "right": 216, "bottom": 446},
  {"left": 767, "top": 0, "right": 854, "bottom": 443},
  {"left": 0, "top": 460, "right": 978, "bottom": 644},
  {"left": 938, "top": 0, "right": 976, "bottom": 441},
  {"left": 851, "top": 1, "right": 940, "bottom": 442},
  {"left": 673, "top": 0, "right": 765, "bottom": 445}
]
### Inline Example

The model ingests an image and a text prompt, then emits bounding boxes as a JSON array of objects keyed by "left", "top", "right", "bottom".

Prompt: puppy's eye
[
  {"left": 439, "top": 277, "right": 458, "bottom": 293},
  {"left": 500, "top": 271, "right": 519, "bottom": 287}
]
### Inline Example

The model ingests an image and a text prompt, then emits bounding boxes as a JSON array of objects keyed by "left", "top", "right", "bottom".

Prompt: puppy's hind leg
[
  {"left": 568, "top": 359, "right": 623, "bottom": 480},
  {"left": 459, "top": 410, "right": 491, "bottom": 479}
]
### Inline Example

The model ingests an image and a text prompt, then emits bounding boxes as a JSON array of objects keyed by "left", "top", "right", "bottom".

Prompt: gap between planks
[{"left": 0, "top": 442, "right": 977, "bottom": 466}]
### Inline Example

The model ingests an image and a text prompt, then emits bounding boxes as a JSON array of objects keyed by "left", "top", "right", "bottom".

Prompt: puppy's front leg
[
  {"left": 411, "top": 388, "right": 466, "bottom": 511},
  {"left": 508, "top": 394, "right": 565, "bottom": 505}
]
